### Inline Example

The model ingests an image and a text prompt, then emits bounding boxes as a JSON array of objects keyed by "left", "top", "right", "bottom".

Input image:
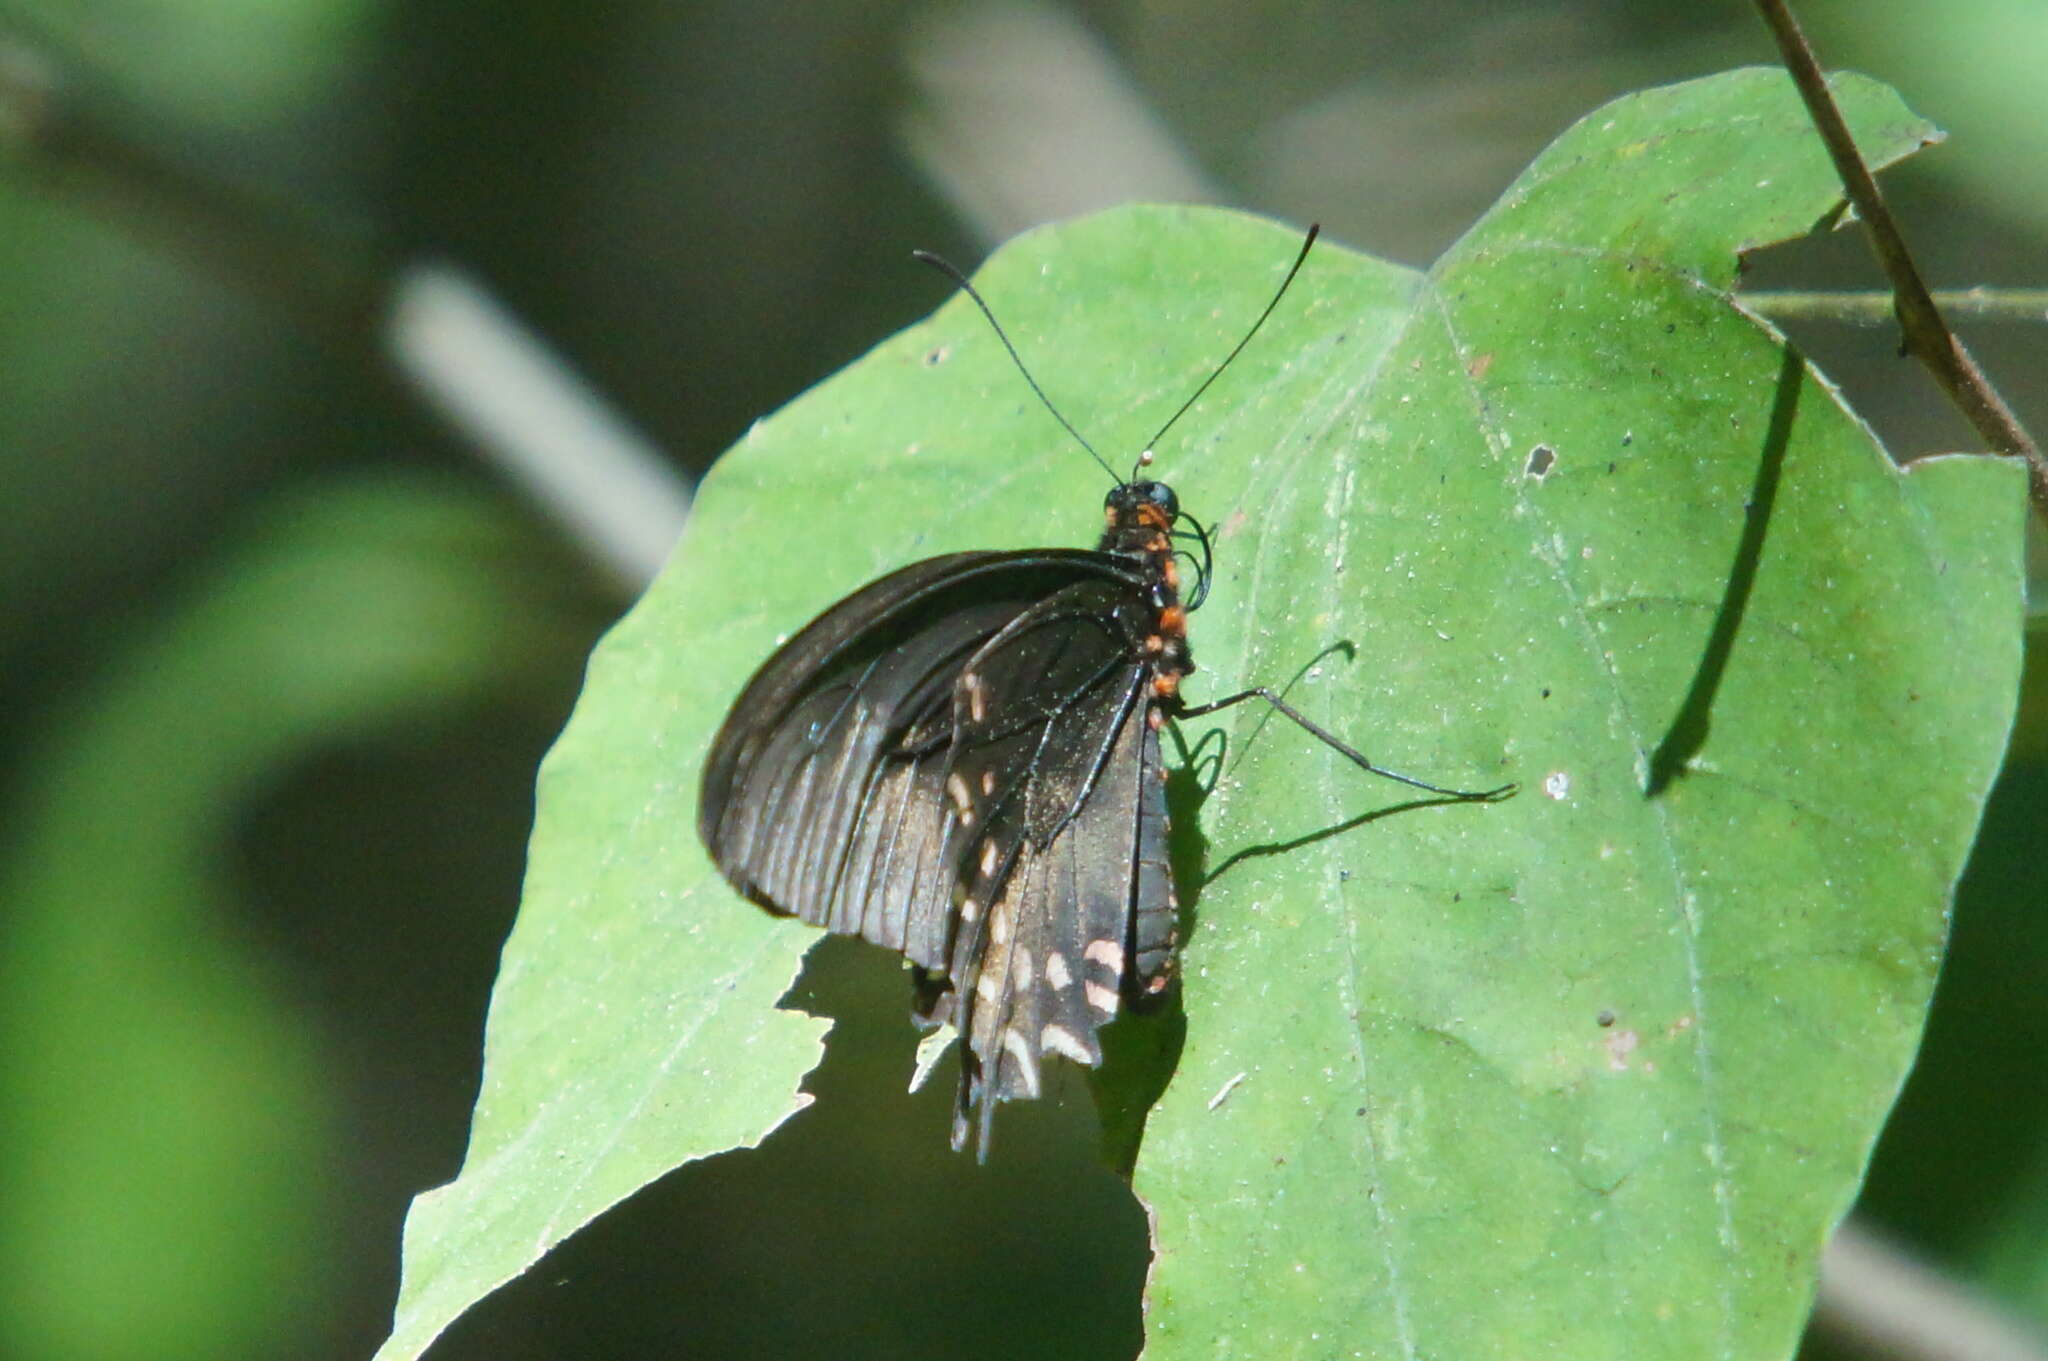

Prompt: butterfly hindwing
[{"left": 919, "top": 577, "right": 1172, "bottom": 1149}]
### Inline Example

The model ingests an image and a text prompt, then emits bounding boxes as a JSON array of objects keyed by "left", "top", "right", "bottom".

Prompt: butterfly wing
[
  {"left": 699, "top": 552, "right": 1178, "bottom": 1155},
  {"left": 915, "top": 576, "right": 1173, "bottom": 1153},
  {"left": 700, "top": 549, "right": 1143, "bottom": 969}
]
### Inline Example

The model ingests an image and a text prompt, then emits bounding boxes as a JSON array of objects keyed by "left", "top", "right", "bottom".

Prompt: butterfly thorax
[{"left": 1101, "top": 479, "right": 1192, "bottom": 705}]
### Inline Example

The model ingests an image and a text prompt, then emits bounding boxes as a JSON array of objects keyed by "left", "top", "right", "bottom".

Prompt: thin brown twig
[
  {"left": 1753, "top": 0, "right": 2048, "bottom": 521},
  {"left": 1745, "top": 288, "right": 2048, "bottom": 327}
]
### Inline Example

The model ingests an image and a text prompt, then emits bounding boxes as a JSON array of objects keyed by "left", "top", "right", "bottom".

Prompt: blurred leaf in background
[
  {"left": 8, "top": 0, "right": 380, "bottom": 126},
  {"left": 1808, "top": 0, "right": 2048, "bottom": 235},
  {"left": 0, "top": 477, "right": 605, "bottom": 1360}
]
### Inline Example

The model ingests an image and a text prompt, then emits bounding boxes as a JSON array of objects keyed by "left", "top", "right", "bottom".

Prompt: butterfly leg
[
  {"left": 1175, "top": 687, "right": 1516, "bottom": 801},
  {"left": 1170, "top": 512, "right": 1215, "bottom": 609}
]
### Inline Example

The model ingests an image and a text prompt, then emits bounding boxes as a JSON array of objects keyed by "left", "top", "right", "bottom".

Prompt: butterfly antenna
[
  {"left": 1136, "top": 223, "right": 1320, "bottom": 476},
  {"left": 913, "top": 249, "right": 1122, "bottom": 486}
]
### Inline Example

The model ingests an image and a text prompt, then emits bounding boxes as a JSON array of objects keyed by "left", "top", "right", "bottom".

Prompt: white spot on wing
[
  {"left": 1045, "top": 952, "right": 1071, "bottom": 989},
  {"left": 1041, "top": 1023, "right": 1094, "bottom": 1065},
  {"left": 1084, "top": 980, "right": 1119, "bottom": 1017},
  {"left": 1002, "top": 1027, "right": 1041, "bottom": 1097},
  {"left": 1083, "top": 938, "right": 1125, "bottom": 976},
  {"left": 1011, "top": 946, "right": 1034, "bottom": 990}
]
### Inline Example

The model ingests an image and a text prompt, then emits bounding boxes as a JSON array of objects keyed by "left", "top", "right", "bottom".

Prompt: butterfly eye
[{"left": 1145, "top": 482, "right": 1179, "bottom": 518}]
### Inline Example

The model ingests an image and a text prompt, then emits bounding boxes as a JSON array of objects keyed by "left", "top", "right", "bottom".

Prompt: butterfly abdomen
[{"left": 1100, "top": 481, "right": 1191, "bottom": 1000}]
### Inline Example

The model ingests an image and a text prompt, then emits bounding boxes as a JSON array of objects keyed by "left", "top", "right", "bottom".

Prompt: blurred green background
[{"left": 0, "top": 2, "right": 2041, "bottom": 1359}]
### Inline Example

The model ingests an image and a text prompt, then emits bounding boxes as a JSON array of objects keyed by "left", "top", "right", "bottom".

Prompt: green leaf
[
  {"left": 377, "top": 68, "right": 2026, "bottom": 1360},
  {"left": 10, "top": 0, "right": 382, "bottom": 126},
  {"left": 0, "top": 474, "right": 577, "bottom": 1361},
  {"left": 1135, "top": 71, "right": 2021, "bottom": 1361}
]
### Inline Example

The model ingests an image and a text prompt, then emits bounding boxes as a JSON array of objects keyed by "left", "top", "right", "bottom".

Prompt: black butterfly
[{"left": 698, "top": 225, "right": 1511, "bottom": 1157}]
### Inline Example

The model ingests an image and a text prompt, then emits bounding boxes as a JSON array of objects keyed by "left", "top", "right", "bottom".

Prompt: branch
[
  {"left": 388, "top": 263, "right": 692, "bottom": 587},
  {"left": 1745, "top": 288, "right": 2048, "bottom": 327},
  {"left": 1753, "top": 0, "right": 2048, "bottom": 521},
  {"left": 1815, "top": 1219, "right": 2048, "bottom": 1361},
  {"left": 0, "top": 23, "right": 685, "bottom": 591}
]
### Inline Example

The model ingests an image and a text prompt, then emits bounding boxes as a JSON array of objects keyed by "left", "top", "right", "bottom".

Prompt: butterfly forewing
[
  {"left": 702, "top": 554, "right": 1018, "bottom": 968},
  {"left": 702, "top": 551, "right": 1156, "bottom": 927}
]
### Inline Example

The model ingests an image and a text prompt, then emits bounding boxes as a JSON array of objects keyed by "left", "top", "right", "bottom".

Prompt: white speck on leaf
[{"left": 1208, "top": 1073, "right": 1248, "bottom": 1110}]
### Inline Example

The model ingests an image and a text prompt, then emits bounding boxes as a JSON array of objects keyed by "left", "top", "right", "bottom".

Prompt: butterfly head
[
  {"left": 1099, "top": 480, "right": 1183, "bottom": 568},
  {"left": 1105, "top": 479, "right": 1179, "bottom": 528}
]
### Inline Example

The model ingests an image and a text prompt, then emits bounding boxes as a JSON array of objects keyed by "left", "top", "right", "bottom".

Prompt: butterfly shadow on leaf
[
  {"left": 1088, "top": 748, "right": 1210, "bottom": 1179},
  {"left": 1177, "top": 638, "right": 1502, "bottom": 888},
  {"left": 440, "top": 935, "right": 1150, "bottom": 1360},
  {"left": 778, "top": 934, "right": 1143, "bottom": 1175},
  {"left": 1088, "top": 662, "right": 1503, "bottom": 1177}
]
